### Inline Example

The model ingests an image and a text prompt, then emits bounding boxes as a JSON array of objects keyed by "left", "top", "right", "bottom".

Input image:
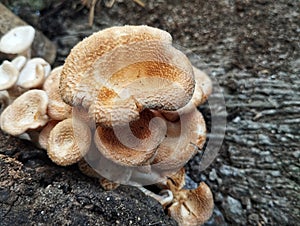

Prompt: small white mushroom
[
  {"left": 17, "top": 58, "right": 51, "bottom": 89},
  {"left": 0, "top": 89, "right": 49, "bottom": 136},
  {"left": 11, "top": 55, "right": 27, "bottom": 71},
  {"left": 0, "top": 60, "right": 19, "bottom": 90},
  {"left": 0, "top": 25, "right": 35, "bottom": 57}
]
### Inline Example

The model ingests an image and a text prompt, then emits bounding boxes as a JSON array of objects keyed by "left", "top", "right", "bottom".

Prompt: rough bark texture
[{"left": 0, "top": 0, "right": 299, "bottom": 225}]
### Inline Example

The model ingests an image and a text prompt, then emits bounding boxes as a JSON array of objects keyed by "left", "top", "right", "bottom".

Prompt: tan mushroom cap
[
  {"left": 38, "top": 120, "right": 60, "bottom": 150},
  {"left": 94, "top": 109, "right": 167, "bottom": 167},
  {"left": 0, "top": 25, "right": 35, "bottom": 55},
  {"left": 193, "top": 67, "right": 212, "bottom": 105},
  {"left": 60, "top": 25, "right": 195, "bottom": 127},
  {"left": 17, "top": 58, "right": 51, "bottom": 89},
  {"left": 43, "top": 66, "right": 72, "bottom": 120},
  {"left": 152, "top": 108, "right": 206, "bottom": 173},
  {"left": 161, "top": 67, "right": 212, "bottom": 121},
  {"left": 168, "top": 182, "right": 214, "bottom": 226},
  {"left": 0, "top": 89, "right": 49, "bottom": 136},
  {"left": 47, "top": 118, "right": 91, "bottom": 166},
  {"left": 0, "top": 60, "right": 19, "bottom": 90}
]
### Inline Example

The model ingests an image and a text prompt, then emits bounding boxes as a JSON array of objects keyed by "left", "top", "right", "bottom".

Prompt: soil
[{"left": 0, "top": 0, "right": 299, "bottom": 225}]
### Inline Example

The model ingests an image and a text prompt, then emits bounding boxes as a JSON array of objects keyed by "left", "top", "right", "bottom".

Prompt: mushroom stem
[{"left": 138, "top": 186, "right": 173, "bottom": 207}]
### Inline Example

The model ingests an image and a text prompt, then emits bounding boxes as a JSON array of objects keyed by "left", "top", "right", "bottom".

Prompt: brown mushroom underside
[{"left": 94, "top": 109, "right": 167, "bottom": 166}]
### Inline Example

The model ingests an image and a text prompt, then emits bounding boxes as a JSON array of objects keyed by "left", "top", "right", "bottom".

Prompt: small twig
[
  {"left": 89, "top": 0, "right": 97, "bottom": 26},
  {"left": 133, "top": 0, "right": 145, "bottom": 7}
]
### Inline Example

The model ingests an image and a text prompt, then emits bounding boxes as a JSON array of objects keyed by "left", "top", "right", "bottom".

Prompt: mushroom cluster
[{"left": 0, "top": 25, "right": 214, "bottom": 226}]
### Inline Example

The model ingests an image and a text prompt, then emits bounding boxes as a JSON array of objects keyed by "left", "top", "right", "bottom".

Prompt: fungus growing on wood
[
  {"left": 0, "top": 25, "right": 35, "bottom": 57},
  {"left": 0, "top": 89, "right": 48, "bottom": 136},
  {"left": 0, "top": 24, "right": 215, "bottom": 226}
]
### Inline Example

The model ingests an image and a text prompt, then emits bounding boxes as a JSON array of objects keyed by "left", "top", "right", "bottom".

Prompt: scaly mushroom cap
[
  {"left": 161, "top": 67, "right": 212, "bottom": 121},
  {"left": 168, "top": 182, "right": 214, "bottom": 226},
  {"left": 43, "top": 66, "right": 72, "bottom": 120},
  {"left": 0, "top": 89, "right": 48, "bottom": 136},
  {"left": 38, "top": 120, "right": 59, "bottom": 150},
  {"left": 0, "top": 25, "right": 35, "bottom": 54},
  {"left": 192, "top": 67, "right": 212, "bottom": 105},
  {"left": 0, "top": 60, "right": 19, "bottom": 90},
  {"left": 17, "top": 58, "right": 51, "bottom": 89},
  {"left": 152, "top": 108, "right": 206, "bottom": 173},
  {"left": 94, "top": 109, "right": 167, "bottom": 167},
  {"left": 47, "top": 118, "right": 91, "bottom": 166},
  {"left": 60, "top": 25, "right": 195, "bottom": 127}
]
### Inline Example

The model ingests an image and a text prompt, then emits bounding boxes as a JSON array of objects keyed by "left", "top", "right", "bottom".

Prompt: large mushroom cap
[
  {"left": 152, "top": 108, "right": 206, "bottom": 173},
  {"left": 47, "top": 118, "right": 91, "bottom": 166},
  {"left": 0, "top": 89, "right": 48, "bottom": 136},
  {"left": 60, "top": 25, "right": 195, "bottom": 127},
  {"left": 0, "top": 25, "right": 35, "bottom": 54},
  {"left": 94, "top": 109, "right": 167, "bottom": 167},
  {"left": 0, "top": 60, "right": 19, "bottom": 90}
]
